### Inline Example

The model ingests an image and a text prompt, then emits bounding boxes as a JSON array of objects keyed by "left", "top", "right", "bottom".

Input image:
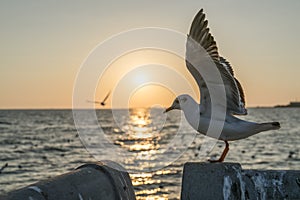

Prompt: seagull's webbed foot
[{"left": 208, "top": 141, "right": 229, "bottom": 163}]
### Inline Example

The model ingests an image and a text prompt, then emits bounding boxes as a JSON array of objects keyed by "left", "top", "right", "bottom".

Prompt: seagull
[
  {"left": 164, "top": 9, "right": 280, "bottom": 162},
  {"left": 87, "top": 91, "right": 111, "bottom": 106}
]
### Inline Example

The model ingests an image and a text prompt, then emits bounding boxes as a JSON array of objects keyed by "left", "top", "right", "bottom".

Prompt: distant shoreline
[{"left": 274, "top": 101, "right": 300, "bottom": 108}]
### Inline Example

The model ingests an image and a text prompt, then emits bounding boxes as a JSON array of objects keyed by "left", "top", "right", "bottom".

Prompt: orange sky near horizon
[
  {"left": 93, "top": 49, "right": 199, "bottom": 109},
  {"left": 0, "top": 1, "right": 299, "bottom": 109}
]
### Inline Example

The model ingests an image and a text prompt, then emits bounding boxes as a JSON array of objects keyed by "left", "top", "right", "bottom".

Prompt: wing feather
[{"left": 186, "top": 9, "right": 247, "bottom": 115}]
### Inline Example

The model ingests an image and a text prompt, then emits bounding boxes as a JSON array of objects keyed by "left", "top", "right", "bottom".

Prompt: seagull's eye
[{"left": 175, "top": 99, "right": 179, "bottom": 104}]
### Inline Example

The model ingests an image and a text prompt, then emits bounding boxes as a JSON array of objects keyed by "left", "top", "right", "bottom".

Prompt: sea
[{"left": 0, "top": 108, "right": 299, "bottom": 199}]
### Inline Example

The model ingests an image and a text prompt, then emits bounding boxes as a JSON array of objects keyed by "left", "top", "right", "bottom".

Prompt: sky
[{"left": 0, "top": 0, "right": 299, "bottom": 109}]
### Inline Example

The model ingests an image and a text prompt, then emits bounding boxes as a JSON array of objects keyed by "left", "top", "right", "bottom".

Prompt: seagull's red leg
[
  {"left": 218, "top": 141, "right": 229, "bottom": 162},
  {"left": 209, "top": 141, "right": 229, "bottom": 163}
]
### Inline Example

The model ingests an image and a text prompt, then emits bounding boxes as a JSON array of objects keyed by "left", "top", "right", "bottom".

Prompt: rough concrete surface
[
  {"left": 4, "top": 162, "right": 136, "bottom": 200},
  {"left": 181, "top": 162, "right": 300, "bottom": 200}
]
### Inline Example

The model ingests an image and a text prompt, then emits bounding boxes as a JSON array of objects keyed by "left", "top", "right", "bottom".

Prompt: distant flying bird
[
  {"left": 87, "top": 91, "right": 111, "bottom": 106},
  {"left": 164, "top": 9, "right": 280, "bottom": 162}
]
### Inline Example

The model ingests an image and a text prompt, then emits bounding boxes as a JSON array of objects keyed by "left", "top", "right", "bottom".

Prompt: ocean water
[{"left": 0, "top": 108, "right": 299, "bottom": 199}]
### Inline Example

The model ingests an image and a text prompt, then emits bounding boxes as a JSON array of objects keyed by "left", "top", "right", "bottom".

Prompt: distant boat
[{"left": 275, "top": 101, "right": 300, "bottom": 108}]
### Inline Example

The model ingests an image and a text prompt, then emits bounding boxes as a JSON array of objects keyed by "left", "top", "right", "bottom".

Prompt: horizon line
[{"left": 0, "top": 105, "right": 290, "bottom": 110}]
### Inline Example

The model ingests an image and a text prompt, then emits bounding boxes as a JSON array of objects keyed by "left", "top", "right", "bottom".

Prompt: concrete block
[
  {"left": 4, "top": 162, "right": 136, "bottom": 200},
  {"left": 181, "top": 162, "right": 300, "bottom": 200}
]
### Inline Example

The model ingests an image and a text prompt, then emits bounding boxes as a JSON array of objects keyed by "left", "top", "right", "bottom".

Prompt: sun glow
[
  {"left": 129, "top": 85, "right": 175, "bottom": 109},
  {"left": 94, "top": 48, "right": 198, "bottom": 109}
]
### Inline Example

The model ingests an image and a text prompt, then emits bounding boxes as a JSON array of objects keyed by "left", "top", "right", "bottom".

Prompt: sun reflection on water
[
  {"left": 115, "top": 108, "right": 161, "bottom": 155},
  {"left": 113, "top": 108, "right": 176, "bottom": 199}
]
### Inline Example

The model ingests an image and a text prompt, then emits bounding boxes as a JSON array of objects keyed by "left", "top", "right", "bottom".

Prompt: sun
[
  {"left": 129, "top": 84, "right": 175, "bottom": 108},
  {"left": 95, "top": 48, "right": 198, "bottom": 108}
]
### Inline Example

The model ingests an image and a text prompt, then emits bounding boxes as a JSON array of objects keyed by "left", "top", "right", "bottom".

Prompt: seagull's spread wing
[
  {"left": 186, "top": 9, "right": 247, "bottom": 115},
  {"left": 102, "top": 91, "right": 111, "bottom": 103},
  {"left": 86, "top": 100, "right": 101, "bottom": 104}
]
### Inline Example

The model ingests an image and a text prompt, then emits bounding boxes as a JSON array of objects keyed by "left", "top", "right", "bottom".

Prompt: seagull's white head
[{"left": 164, "top": 94, "right": 195, "bottom": 113}]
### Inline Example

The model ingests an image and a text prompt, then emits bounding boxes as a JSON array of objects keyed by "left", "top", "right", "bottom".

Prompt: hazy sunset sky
[{"left": 1, "top": 1, "right": 299, "bottom": 109}]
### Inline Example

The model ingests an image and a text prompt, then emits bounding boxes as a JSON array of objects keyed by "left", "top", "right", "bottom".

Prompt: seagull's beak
[{"left": 164, "top": 106, "right": 173, "bottom": 113}]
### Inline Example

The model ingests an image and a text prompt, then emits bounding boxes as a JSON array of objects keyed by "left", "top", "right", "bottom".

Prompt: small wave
[
  {"left": 62, "top": 128, "right": 77, "bottom": 132},
  {"left": 13, "top": 150, "right": 25, "bottom": 154},
  {"left": 0, "top": 121, "right": 12, "bottom": 125},
  {"left": 43, "top": 146, "right": 68, "bottom": 152}
]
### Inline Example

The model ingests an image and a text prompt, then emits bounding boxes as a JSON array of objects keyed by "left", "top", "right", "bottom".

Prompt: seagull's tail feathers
[{"left": 258, "top": 122, "right": 281, "bottom": 132}]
